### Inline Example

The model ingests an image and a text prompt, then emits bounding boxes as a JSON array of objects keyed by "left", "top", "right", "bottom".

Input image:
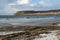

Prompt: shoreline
[
  {"left": 14, "top": 14, "right": 60, "bottom": 16},
  {"left": 14, "top": 9, "right": 60, "bottom": 16},
  {"left": 0, "top": 25, "right": 60, "bottom": 40}
]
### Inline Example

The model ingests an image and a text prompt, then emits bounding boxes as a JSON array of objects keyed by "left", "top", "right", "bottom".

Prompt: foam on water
[{"left": 34, "top": 30, "right": 60, "bottom": 40}]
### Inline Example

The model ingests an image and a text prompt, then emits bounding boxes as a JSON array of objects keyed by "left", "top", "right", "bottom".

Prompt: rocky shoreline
[
  {"left": 0, "top": 24, "right": 60, "bottom": 31},
  {"left": 15, "top": 26, "right": 60, "bottom": 40},
  {"left": 0, "top": 24, "right": 60, "bottom": 40}
]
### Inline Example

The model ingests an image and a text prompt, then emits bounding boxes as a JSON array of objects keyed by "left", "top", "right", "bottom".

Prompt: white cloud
[
  {"left": 16, "top": 0, "right": 29, "bottom": 5},
  {"left": 3, "top": 5, "right": 20, "bottom": 15},
  {"left": 39, "top": 0, "right": 53, "bottom": 7},
  {"left": 8, "top": 0, "right": 53, "bottom": 7},
  {"left": 29, "top": 4, "right": 34, "bottom": 6},
  {"left": 8, "top": 0, "right": 35, "bottom": 7},
  {"left": 8, "top": 3, "right": 16, "bottom": 5},
  {"left": 4, "top": 0, "right": 53, "bottom": 15}
]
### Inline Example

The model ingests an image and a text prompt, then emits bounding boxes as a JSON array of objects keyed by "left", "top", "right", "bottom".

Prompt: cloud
[
  {"left": 16, "top": 0, "right": 29, "bottom": 4},
  {"left": 39, "top": 0, "right": 53, "bottom": 7},
  {"left": 4, "top": 6, "right": 15, "bottom": 13},
  {"left": 9, "top": 0, "right": 53, "bottom": 7},
  {"left": 8, "top": 3, "right": 16, "bottom": 5},
  {"left": 8, "top": 0, "right": 34, "bottom": 7},
  {"left": 3, "top": 0, "right": 54, "bottom": 15},
  {"left": 2, "top": 5, "right": 20, "bottom": 15},
  {"left": 8, "top": 0, "right": 30, "bottom": 5}
]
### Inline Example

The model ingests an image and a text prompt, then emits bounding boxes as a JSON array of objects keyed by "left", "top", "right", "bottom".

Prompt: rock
[{"left": 14, "top": 10, "right": 60, "bottom": 16}]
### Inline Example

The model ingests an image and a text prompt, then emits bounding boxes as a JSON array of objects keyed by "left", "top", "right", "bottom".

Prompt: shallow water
[{"left": 0, "top": 15, "right": 60, "bottom": 26}]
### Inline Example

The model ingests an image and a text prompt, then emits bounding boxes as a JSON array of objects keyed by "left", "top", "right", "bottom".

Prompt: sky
[{"left": 0, "top": 0, "right": 60, "bottom": 15}]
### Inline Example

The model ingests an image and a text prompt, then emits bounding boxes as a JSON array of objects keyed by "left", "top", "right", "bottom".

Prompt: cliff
[{"left": 14, "top": 9, "right": 60, "bottom": 16}]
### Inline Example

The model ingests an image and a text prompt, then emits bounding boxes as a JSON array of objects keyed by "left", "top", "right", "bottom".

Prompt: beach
[
  {"left": 0, "top": 25, "right": 60, "bottom": 40},
  {"left": 0, "top": 15, "right": 60, "bottom": 40}
]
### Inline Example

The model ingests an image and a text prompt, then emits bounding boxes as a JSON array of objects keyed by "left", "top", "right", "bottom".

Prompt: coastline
[
  {"left": 14, "top": 9, "right": 60, "bottom": 16},
  {"left": 0, "top": 15, "right": 60, "bottom": 40},
  {"left": 14, "top": 13, "right": 60, "bottom": 16},
  {"left": 0, "top": 25, "right": 60, "bottom": 40},
  {"left": 0, "top": 22, "right": 60, "bottom": 40}
]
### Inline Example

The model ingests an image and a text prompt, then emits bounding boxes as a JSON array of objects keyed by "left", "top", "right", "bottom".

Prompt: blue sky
[{"left": 0, "top": 0, "right": 60, "bottom": 15}]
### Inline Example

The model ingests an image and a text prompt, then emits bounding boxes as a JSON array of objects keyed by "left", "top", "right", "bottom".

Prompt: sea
[{"left": 0, "top": 15, "right": 60, "bottom": 26}]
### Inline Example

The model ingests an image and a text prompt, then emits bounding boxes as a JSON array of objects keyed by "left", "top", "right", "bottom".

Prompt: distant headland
[{"left": 14, "top": 9, "right": 60, "bottom": 16}]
